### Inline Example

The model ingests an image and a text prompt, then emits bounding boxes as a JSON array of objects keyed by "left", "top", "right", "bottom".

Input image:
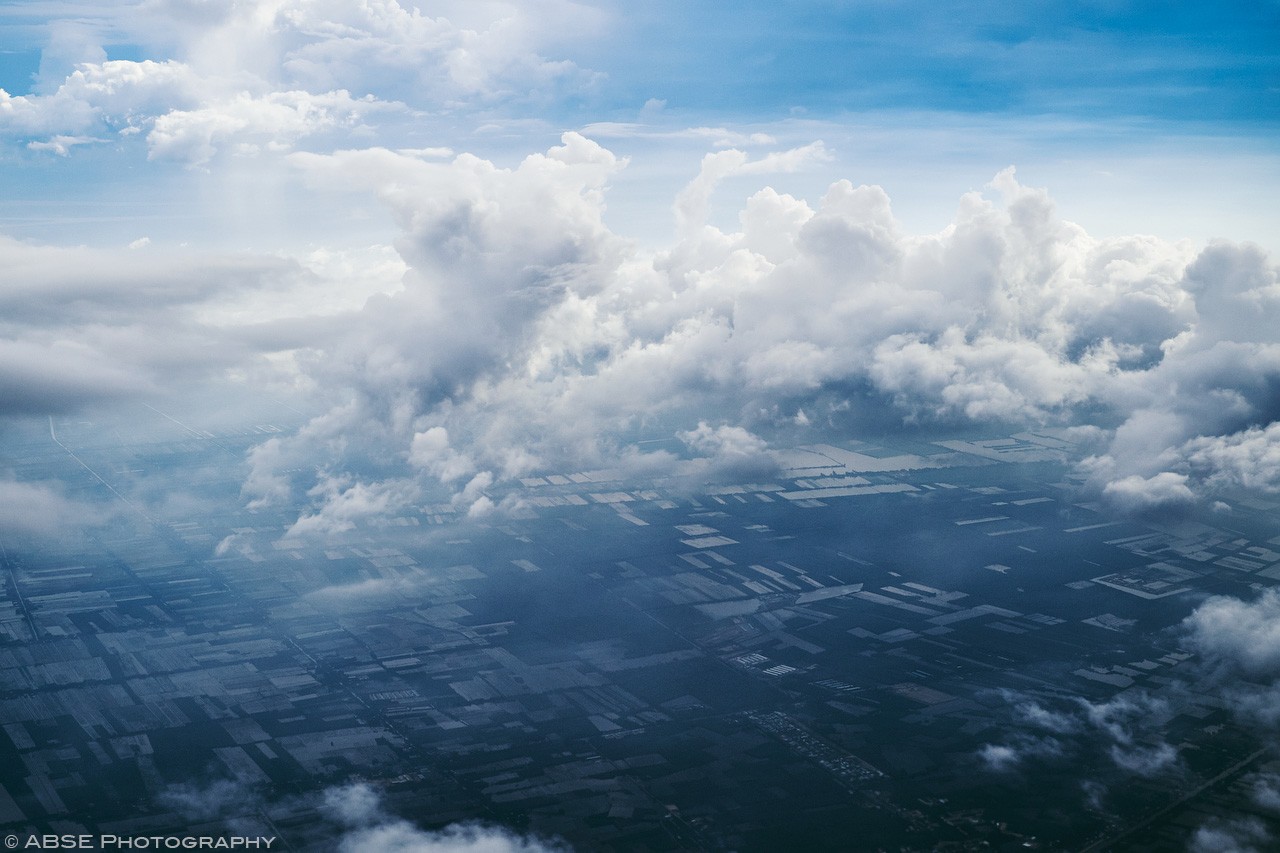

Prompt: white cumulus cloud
[
  {"left": 321, "top": 783, "right": 568, "bottom": 853},
  {"left": 223, "top": 131, "right": 1280, "bottom": 528}
]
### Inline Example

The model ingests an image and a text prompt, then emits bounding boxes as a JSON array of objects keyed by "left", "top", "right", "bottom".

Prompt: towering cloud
[{"left": 225, "top": 131, "right": 1279, "bottom": 531}]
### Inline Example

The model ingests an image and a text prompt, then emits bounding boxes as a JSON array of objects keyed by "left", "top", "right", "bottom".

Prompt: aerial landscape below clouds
[{"left": 1, "top": 1, "right": 1279, "bottom": 850}]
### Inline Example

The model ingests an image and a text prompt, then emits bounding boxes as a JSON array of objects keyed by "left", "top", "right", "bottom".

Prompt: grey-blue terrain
[{"left": 1, "top": 398, "right": 1278, "bottom": 851}]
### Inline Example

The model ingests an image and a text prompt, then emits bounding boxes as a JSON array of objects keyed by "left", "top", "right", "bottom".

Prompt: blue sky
[
  {"left": 4, "top": 1, "right": 1276, "bottom": 122},
  {"left": 0, "top": 0, "right": 1275, "bottom": 250},
  {"left": 585, "top": 0, "right": 1280, "bottom": 124}
]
